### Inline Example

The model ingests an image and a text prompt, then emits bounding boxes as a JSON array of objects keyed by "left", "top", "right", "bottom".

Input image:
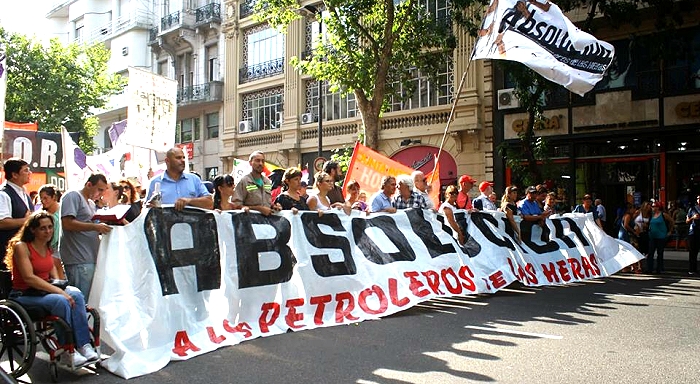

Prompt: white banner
[
  {"left": 125, "top": 67, "right": 177, "bottom": 152},
  {"left": 90, "top": 208, "right": 641, "bottom": 378},
  {"left": 473, "top": 0, "right": 615, "bottom": 95}
]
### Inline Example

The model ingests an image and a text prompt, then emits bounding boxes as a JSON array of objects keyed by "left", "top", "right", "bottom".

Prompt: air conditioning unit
[
  {"left": 238, "top": 120, "right": 252, "bottom": 134},
  {"left": 497, "top": 88, "right": 520, "bottom": 110},
  {"left": 121, "top": 47, "right": 129, "bottom": 56},
  {"left": 300, "top": 112, "right": 316, "bottom": 124}
]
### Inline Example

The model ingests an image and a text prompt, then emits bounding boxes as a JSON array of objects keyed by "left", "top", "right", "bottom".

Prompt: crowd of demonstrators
[
  {"left": 499, "top": 186, "right": 521, "bottom": 243},
  {"left": 473, "top": 181, "right": 496, "bottom": 211},
  {"left": 370, "top": 176, "right": 397, "bottom": 213},
  {"left": 686, "top": 195, "right": 700, "bottom": 275},
  {"left": 573, "top": 194, "right": 603, "bottom": 229},
  {"left": 232, "top": 151, "right": 280, "bottom": 215},
  {"left": 212, "top": 174, "right": 236, "bottom": 211},
  {"left": 439, "top": 185, "right": 465, "bottom": 245},
  {"left": 393, "top": 175, "right": 430, "bottom": 211},
  {"left": 146, "top": 147, "right": 213, "bottom": 211},
  {"left": 38, "top": 184, "right": 65, "bottom": 279},
  {"left": 273, "top": 168, "right": 309, "bottom": 213}
]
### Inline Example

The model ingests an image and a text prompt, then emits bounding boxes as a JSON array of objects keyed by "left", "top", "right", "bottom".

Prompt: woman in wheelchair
[{"left": 4, "top": 212, "right": 98, "bottom": 367}]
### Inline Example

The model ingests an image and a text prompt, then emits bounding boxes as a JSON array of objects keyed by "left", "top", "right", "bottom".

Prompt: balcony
[
  {"left": 161, "top": 11, "right": 181, "bottom": 31},
  {"left": 239, "top": 0, "right": 258, "bottom": 19},
  {"left": 148, "top": 27, "right": 159, "bottom": 45},
  {"left": 81, "top": 10, "right": 152, "bottom": 45},
  {"left": 239, "top": 58, "right": 284, "bottom": 84},
  {"left": 177, "top": 81, "right": 224, "bottom": 106},
  {"left": 195, "top": 3, "right": 221, "bottom": 26}
]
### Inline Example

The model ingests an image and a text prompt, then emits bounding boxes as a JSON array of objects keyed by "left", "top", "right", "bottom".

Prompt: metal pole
[{"left": 317, "top": 19, "right": 323, "bottom": 159}]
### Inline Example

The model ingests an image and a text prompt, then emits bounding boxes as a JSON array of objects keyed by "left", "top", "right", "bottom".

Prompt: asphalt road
[{"left": 18, "top": 272, "right": 700, "bottom": 384}]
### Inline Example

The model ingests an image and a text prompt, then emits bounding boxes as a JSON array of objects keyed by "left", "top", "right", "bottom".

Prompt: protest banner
[
  {"left": 124, "top": 67, "right": 177, "bottom": 152},
  {"left": 90, "top": 207, "right": 641, "bottom": 378},
  {"left": 472, "top": 0, "right": 615, "bottom": 95}
]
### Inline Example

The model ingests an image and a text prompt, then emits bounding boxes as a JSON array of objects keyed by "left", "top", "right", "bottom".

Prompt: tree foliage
[
  {"left": 256, "top": 0, "right": 455, "bottom": 150},
  {"left": 1, "top": 28, "right": 124, "bottom": 152}
]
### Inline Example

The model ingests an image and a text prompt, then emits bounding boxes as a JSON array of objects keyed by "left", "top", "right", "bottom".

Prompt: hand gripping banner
[{"left": 90, "top": 207, "right": 642, "bottom": 378}]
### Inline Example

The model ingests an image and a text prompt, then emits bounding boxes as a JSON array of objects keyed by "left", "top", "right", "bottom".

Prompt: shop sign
[
  {"left": 513, "top": 115, "right": 562, "bottom": 133},
  {"left": 675, "top": 101, "right": 700, "bottom": 118}
]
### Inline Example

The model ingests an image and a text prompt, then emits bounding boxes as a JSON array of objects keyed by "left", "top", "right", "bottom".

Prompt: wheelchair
[{"left": 0, "top": 274, "right": 101, "bottom": 382}]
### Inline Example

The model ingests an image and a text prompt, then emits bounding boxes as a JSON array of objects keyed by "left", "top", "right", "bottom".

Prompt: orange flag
[
  {"left": 426, "top": 161, "right": 441, "bottom": 209},
  {"left": 343, "top": 142, "right": 414, "bottom": 195}
]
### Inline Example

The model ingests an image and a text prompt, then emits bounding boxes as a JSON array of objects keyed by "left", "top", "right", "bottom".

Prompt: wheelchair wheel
[
  {"left": 0, "top": 300, "right": 36, "bottom": 378},
  {"left": 86, "top": 307, "right": 101, "bottom": 362}
]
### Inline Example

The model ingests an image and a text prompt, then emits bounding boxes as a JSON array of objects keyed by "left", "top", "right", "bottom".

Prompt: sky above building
[{"left": 0, "top": 2, "right": 48, "bottom": 37}]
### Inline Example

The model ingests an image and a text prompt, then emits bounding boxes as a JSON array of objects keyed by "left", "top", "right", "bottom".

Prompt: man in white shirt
[
  {"left": 0, "top": 158, "right": 34, "bottom": 264},
  {"left": 473, "top": 181, "right": 497, "bottom": 211},
  {"left": 411, "top": 170, "right": 434, "bottom": 210}
]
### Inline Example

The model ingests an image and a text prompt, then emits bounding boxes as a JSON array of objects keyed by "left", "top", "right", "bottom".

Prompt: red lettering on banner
[
  {"left": 404, "top": 271, "right": 430, "bottom": 298},
  {"left": 488, "top": 270, "right": 507, "bottom": 289},
  {"left": 388, "top": 278, "right": 410, "bottom": 307},
  {"left": 525, "top": 263, "right": 538, "bottom": 284},
  {"left": 206, "top": 326, "right": 226, "bottom": 344},
  {"left": 567, "top": 258, "right": 584, "bottom": 279},
  {"left": 259, "top": 302, "right": 281, "bottom": 333},
  {"left": 589, "top": 254, "right": 601, "bottom": 275},
  {"left": 335, "top": 292, "right": 360, "bottom": 323},
  {"left": 580, "top": 254, "right": 594, "bottom": 277},
  {"left": 556, "top": 260, "right": 572, "bottom": 282},
  {"left": 310, "top": 294, "right": 332, "bottom": 325},
  {"left": 172, "top": 331, "right": 201, "bottom": 357},
  {"left": 541, "top": 262, "right": 560, "bottom": 283},
  {"left": 458, "top": 265, "right": 476, "bottom": 292},
  {"left": 422, "top": 270, "right": 443, "bottom": 295},
  {"left": 222, "top": 320, "right": 253, "bottom": 338},
  {"left": 285, "top": 298, "right": 305, "bottom": 329},
  {"left": 357, "top": 285, "right": 389, "bottom": 315},
  {"left": 441, "top": 268, "right": 462, "bottom": 294}
]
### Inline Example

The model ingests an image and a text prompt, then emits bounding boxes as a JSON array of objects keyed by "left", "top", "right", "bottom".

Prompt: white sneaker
[
  {"left": 77, "top": 344, "right": 99, "bottom": 362},
  {"left": 69, "top": 352, "right": 88, "bottom": 367}
]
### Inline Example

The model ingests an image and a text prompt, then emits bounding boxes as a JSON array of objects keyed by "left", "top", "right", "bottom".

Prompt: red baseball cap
[
  {"left": 479, "top": 181, "right": 494, "bottom": 192},
  {"left": 459, "top": 175, "right": 476, "bottom": 184}
]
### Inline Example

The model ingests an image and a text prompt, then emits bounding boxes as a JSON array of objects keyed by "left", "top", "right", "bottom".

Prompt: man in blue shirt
[
  {"left": 146, "top": 147, "right": 213, "bottom": 210},
  {"left": 370, "top": 176, "right": 397, "bottom": 213},
  {"left": 519, "top": 186, "right": 551, "bottom": 224}
]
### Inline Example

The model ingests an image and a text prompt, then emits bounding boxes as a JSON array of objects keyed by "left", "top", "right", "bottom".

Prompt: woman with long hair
[
  {"left": 345, "top": 180, "right": 368, "bottom": 212},
  {"left": 439, "top": 185, "right": 465, "bottom": 245},
  {"left": 38, "top": 184, "right": 65, "bottom": 279},
  {"left": 101, "top": 182, "right": 125, "bottom": 209},
  {"left": 119, "top": 178, "right": 142, "bottom": 222},
  {"left": 212, "top": 174, "right": 235, "bottom": 211},
  {"left": 5, "top": 212, "right": 99, "bottom": 366},
  {"left": 273, "top": 168, "right": 309, "bottom": 213},
  {"left": 499, "top": 185, "right": 522, "bottom": 243},
  {"left": 307, "top": 171, "right": 343, "bottom": 212}
]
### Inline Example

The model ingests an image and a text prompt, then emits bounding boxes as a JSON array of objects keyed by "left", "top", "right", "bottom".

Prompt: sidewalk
[{"left": 651, "top": 248, "right": 691, "bottom": 273}]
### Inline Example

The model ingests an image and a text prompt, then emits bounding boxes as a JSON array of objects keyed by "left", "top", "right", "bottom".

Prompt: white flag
[
  {"left": 472, "top": 0, "right": 615, "bottom": 95},
  {"left": 61, "top": 127, "right": 90, "bottom": 190}
]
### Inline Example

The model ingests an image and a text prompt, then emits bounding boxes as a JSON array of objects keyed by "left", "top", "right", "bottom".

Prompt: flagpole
[{"left": 428, "top": 57, "right": 473, "bottom": 184}]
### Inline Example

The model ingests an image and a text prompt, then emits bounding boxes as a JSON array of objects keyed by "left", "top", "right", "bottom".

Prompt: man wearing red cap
[
  {"left": 456, "top": 175, "right": 475, "bottom": 210},
  {"left": 473, "top": 181, "right": 497, "bottom": 211}
]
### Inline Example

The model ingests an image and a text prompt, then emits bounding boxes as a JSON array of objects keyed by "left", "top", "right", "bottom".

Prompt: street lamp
[{"left": 303, "top": 4, "right": 323, "bottom": 159}]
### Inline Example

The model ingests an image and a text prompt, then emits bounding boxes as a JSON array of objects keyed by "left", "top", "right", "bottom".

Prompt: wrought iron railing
[
  {"left": 239, "top": 58, "right": 284, "bottom": 83},
  {"left": 196, "top": 2, "right": 221, "bottom": 24},
  {"left": 161, "top": 11, "right": 180, "bottom": 30},
  {"left": 239, "top": 0, "right": 257, "bottom": 19},
  {"left": 148, "top": 27, "right": 158, "bottom": 43},
  {"left": 177, "top": 81, "right": 224, "bottom": 105}
]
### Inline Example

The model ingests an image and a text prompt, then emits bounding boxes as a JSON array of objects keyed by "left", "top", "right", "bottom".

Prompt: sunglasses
[
  {"left": 121, "top": 185, "right": 131, "bottom": 190},
  {"left": 449, "top": 192, "right": 458, "bottom": 196},
  {"left": 322, "top": 179, "right": 333, "bottom": 183}
]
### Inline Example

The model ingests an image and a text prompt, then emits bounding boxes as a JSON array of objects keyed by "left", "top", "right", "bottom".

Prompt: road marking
[
  {"left": 464, "top": 325, "right": 563, "bottom": 339},
  {"left": 594, "top": 293, "right": 668, "bottom": 300}
]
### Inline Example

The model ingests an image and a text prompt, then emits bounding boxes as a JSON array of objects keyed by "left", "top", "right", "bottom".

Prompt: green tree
[
  {"left": 455, "top": 0, "right": 695, "bottom": 185},
  {"left": 1, "top": 28, "right": 124, "bottom": 152},
  {"left": 256, "top": 0, "right": 455, "bottom": 150}
]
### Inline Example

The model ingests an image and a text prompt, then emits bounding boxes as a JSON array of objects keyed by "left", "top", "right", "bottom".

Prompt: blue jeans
[
  {"left": 10, "top": 286, "right": 91, "bottom": 346},
  {"left": 647, "top": 237, "right": 667, "bottom": 273},
  {"left": 65, "top": 263, "right": 95, "bottom": 302}
]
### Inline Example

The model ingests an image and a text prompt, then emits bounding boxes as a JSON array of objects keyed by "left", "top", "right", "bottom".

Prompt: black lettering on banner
[
  {"left": 519, "top": 220, "right": 559, "bottom": 254},
  {"left": 436, "top": 212, "right": 481, "bottom": 257},
  {"left": 470, "top": 212, "right": 516, "bottom": 251},
  {"left": 404, "top": 209, "right": 456, "bottom": 258},
  {"left": 232, "top": 212, "right": 296, "bottom": 288},
  {"left": 554, "top": 217, "right": 590, "bottom": 247},
  {"left": 351, "top": 215, "right": 416, "bottom": 264},
  {"left": 144, "top": 208, "right": 221, "bottom": 296},
  {"left": 299, "top": 212, "right": 356, "bottom": 277}
]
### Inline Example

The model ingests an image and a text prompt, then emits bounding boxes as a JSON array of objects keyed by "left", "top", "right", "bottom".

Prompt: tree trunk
[{"left": 522, "top": 84, "right": 545, "bottom": 184}]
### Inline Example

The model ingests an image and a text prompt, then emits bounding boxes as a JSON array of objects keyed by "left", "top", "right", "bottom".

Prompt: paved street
[{"left": 18, "top": 271, "right": 700, "bottom": 384}]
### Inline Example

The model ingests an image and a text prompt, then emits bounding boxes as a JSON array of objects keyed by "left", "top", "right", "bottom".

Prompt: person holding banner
[
  {"left": 273, "top": 168, "right": 309, "bottom": 213},
  {"left": 500, "top": 185, "right": 522, "bottom": 244},
  {"left": 146, "top": 148, "right": 213, "bottom": 211},
  {"left": 232, "top": 151, "right": 281, "bottom": 215},
  {"left": 411, "top": 171, "right": 434, "bottom": 210},
  {"left": 393, "top": 175, "right": 429, "bottom": 210},
  {"left": 473, "top": 181, "right": 497, "bottom": 211},
  {"left": 345, "top": 180, "right": 368, "bottom": 212},
  {"left": 307, "top": 172, "right": 345, "bottom": 213},
  {"left": 439, "top": 185, "right": 465, "bottom": 245},
  {"left": 212, "top": 174, "right": 236, "bottom": 211},
  {"left": 323, "top": 161, "right": 345, "bottom": 204},
  {"left": 520, "top": 186, "right": 551, "bottom": 225},
  {"left": 456, "top": 175, "right": 476, "bottom": 210},
  {"left": 370, "top": 176, "right": 397, "bottom": 213}
]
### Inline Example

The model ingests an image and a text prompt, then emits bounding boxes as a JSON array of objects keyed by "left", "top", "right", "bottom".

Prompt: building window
[
  {"left": 305, "top": 81, "right": 357, "bottom": 122},
  {"left": 206, "top": 45, "right": 219, "bottom": 82},
  {"left": 74, "top": 18, "right": 84, "bottom": 44},
  {"left": 241, "top": 88, "right": 283, "bottom": 132},
  {"left": 177, "top": 117, "right": 200, "bottom": 143},
  {"left": 387, "top": 59, "right": 454, "bottom": 111},
  {"left": 205, "top": 167, "right": 218, "bottom": 181},
  {"left": 206, "top": 112, "right": 219, "bottom": 139},
  {"left": 240, "top": 24, "right": 285, "bottom": 82}
]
